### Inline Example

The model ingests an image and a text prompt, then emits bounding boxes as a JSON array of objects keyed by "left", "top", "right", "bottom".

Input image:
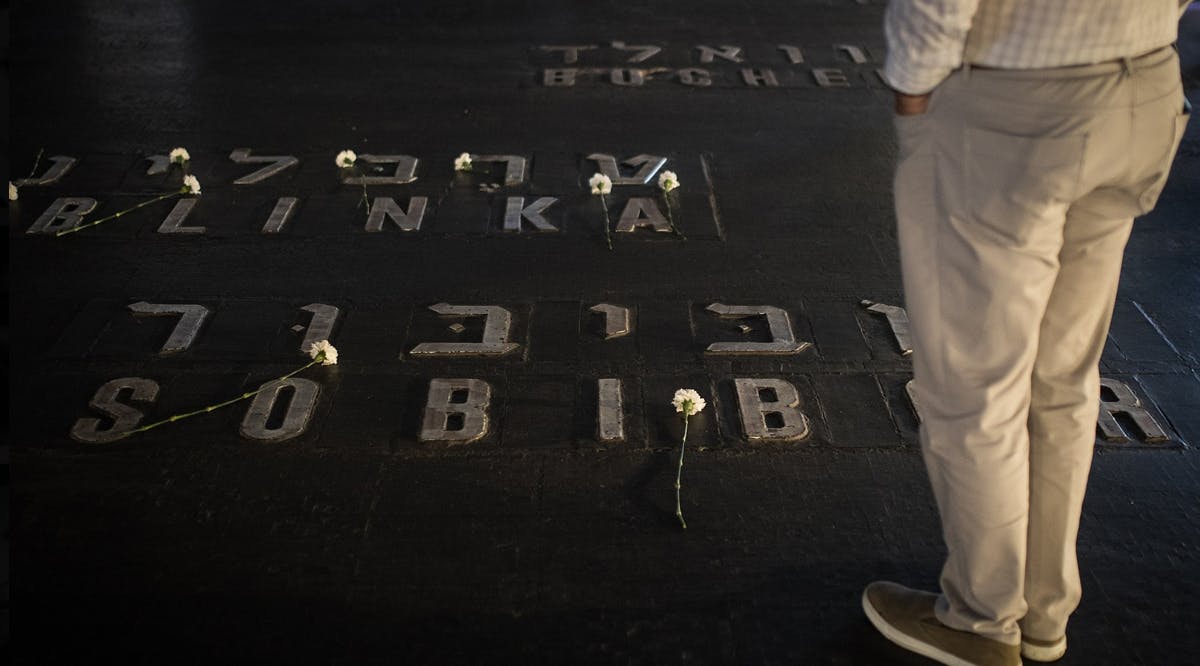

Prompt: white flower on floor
[
  {"left": 658, "top": 170, "right": 679, "bottom": 193},
  {"left": 169, "top": 147, "right": 190, "bottom": 164},
  {"left": 589, "top": 173, "right": 612, "bottom": 195},
  {"left": 309, "top": 339, "right": 339, "bottom": 365},
  {"left": 672, "top": 388, "right": 706, "bottom": 417},
  {"left": 454, "top": 152, "right": 473, "bottom": 171},
  {"left": 8, "top": 182, "right": 17, "bottom": 201},
  {"left": 182, "top": 175, "right": 202, "bottom": 195},
  {"left": 336, "top": 149, "right": 357, "bottom": 168}
]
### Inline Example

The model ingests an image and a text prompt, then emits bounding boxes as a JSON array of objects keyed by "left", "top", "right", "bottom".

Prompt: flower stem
[
  {"left": 28, "top": 148, "right": 45, "bottom": 179},
  {"left": 664, "top": 194, "right": 687, "bottom": 241},
  {"left": 56, "top": 189, "right": 184, "bottom": 237},
  {"left": 118, "top": 358, "right": 321, "bottom": 439},
  {"left": 675, "top": 415, "right": 689, "bottom": 530},
  {"left": 600, "top": 193, "right": 613, "bottom": 251}
]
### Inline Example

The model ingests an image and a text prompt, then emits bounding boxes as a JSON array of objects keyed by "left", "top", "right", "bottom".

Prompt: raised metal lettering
[
  {"left": 229, "top": 148, "right": 299, "bottom": 185},
  {"left": 696, "top": 45, "right": 743, "bottom": 63},
  {"left": 615, "top": 197, "right": 672, "bottom": 233},
  {"left": 706, "top": 304, "right": 811, "bottom": 355},
  {"left": 778, "top": 45, "right": 805, "bottom": 64},
  {"left": 144, "top": 154, "right": 170, "bottom": 176},
  {"left": 26, "top": 197, "right": 97, "bottom": 235},
  {"left": 1097, "top": 378, "right": 1169, "bottom": 443},
  {"left": 343, "top": 155, "right": 419, "bottom": 185},
  {"left": 504, "top": 197, "right": 558, "bottom": 232},
  {"left": 365, "top": 196, "right": 427, "bottom": 232},
  {"left": 539, "top": 45, "right": 595, "bottom": 64},
  {"left": 239, "top": 378, "right": 321, "bottom": 441},
  {"left": 678, "top": 68, "right": 713, "bottom": 87},
  {"left": 597, "top": 378, "right": 625, "bottom": 442},
  {"left": 587, "top": 153, "right": 669, "bottom": 185},
  {"left": 473, "top": 155, "right": 528, "bottom": 186},
  {"left": 835, "top": 44, "right": 870, "bottom": 64},
  {"left": 419, "top": 378, "right": 492, "bottom": 443},
  {"left": 157, "top": 198, "right": 204, "bottom": 234},
  {"left": 70, "top": 377, "right": 160, "bottom": 443},
  {"left": 261, "top": 197, "right": 299, "bottom": 234},
  {"left": 589, "top": 303, "right": 632, "bottom": 339},
  {"left": 862, "top": 300, "right": 913, "bottom": 356},
  {"left": 14, "top": 155, "right": 77, "bottom": 186},
  {"left": 543, "top": 68, "right": 578, "bottom": 86},
  {"left": 611, "top": 41, "right": 661, "bottom": 63},
  {"left": 734, "top": 378, "right": 811, "bottom": 441},
  {"left": 741, "top": 68, "right": 779, "bottom": 87},
  {"left": 813, "top": 68, "right": 851, "bottom": 88},
  {"left": 127, "top": 301, "right": 212, "bottom": 353},
  {"left": 410, "top": 304, "right": 520, "bottom": 356},
  {"left": 298, "top": 303, "right": 341, "bottom": 353},
  {"left": 610, "top": 68, "right": 646, "bottom": 86},
  {"left": 906, "top": 379, "right": 922, "bottom": 423}
]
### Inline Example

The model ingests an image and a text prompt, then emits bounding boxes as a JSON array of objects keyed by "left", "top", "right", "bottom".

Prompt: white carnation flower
[
  {"left": 672, "top": 388, "right": 706, "bottom": 417},
  {"left": 454, "top": 152, "right": 473, "bottom": 171},
  {"left": 182, "top": 174, "right": 202, "bottom": 195},
  {"left": 658, "top": 170, "right": 679, "bottom": 193},
  {"left": 336, "top": 149, "right": 357, "bottom": 168},
  {"left": 8, "top": 181, "right": 17, "bottom": 201},
  {"left": 588, "top": 173, "right": 613, "bottom": 195},
  {"left": 309, "top": 339, "right": 338, "bottom": 365},
  {"left": 169, "top": 147, "right": 190, "bottom": 164}
]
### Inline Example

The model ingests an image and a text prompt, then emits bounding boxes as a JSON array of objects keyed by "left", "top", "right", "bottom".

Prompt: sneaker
[
  {"left": 1020, "top": 635, "right": 1066, "bottom": 662},
  {"left": 862, "top": 581, "right": 1022, "bottom": 666}
]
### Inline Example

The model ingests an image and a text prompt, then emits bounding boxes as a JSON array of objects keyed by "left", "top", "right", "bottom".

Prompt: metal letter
[
  {"left": 343, "top": 155, "right": 419, "bottom": 185},
  {"left": 144, "top": 154, "right": 170, "bottom": 176},
  {"left": 472, "top": 155, "right": 528, "bottom": 186},
  {"left": 504, "top": 197, "right": 558, "bottom": 232},
  {"left": 835, "top": 44, "right": 870, "bottom": 64},
  {"left": 589, "top": 303, "right": 632, "bottom": 339},
  {"left": 678, "top": 68, "right": 713, "bottom": 87},
  {"left": 419, "top": 378, "right": 492, "bottom": 443},
  {"left": 1097, "top": 378, "right": 1169, "bottom": 443},
  {"left": 239, "top": 378, "right": 321, "bottom": 441},
  {"left": 696, "top": 45, "right": 743, "bottom": 63},
  {"left": 410, "top": 304, "right": 520, "bottom": 356},
  {"left": 127, "top": 301, "right": 212, "bottom": 353},
  {"left": 543, "top": 68, "right": 578, "bottom": 87},
  {"left": 539, "top": 45, "right": 595, "bottom": 64},
  {"left": 587, "top": 153, "right": 669, "bottom": 185},
  {"left": 611, "top": 41, "right": 662, "bottom": 63},
  {"left": 778, "top": 45, "right": 805, "bottom": 64},
  {"left": 229, "top": 148, "right": 299, "bottom": 185},
  {"left": 70, "top": 377, "right": 160, "bottom": 444},
  {"left": 813, "top": 68, "right": 851, "bottom": 88},
  {"left": 610, "top": 68, "right": 646, "bottom": 86},
  {"left": 734, "top": 378, "right": 811, "bottom": 442},
  {"left": 598, "top": 378, "right": 625, "bottom": 442},
  {"left": 705, "top": 304, "right": 812, "bottom": 355},
  {"left": 365, "top": 196, "right": 427, "bottom": 232},
  {"left": 261, "top": 197, "right": 299, "bottom": 234},
  {"left": 906, "top": 379, "right": 922, "bottom": 423},
  {"left": 157, "top": 198, "right": 205, "bottom": 234},
  {"left": 14, "top": 155, "right": 78, "bottom": 186},
  {"left": 861, "top": 300, "right": 914, "bottom": 356},
  {"left": 26, "top": 197, "right": 97, "bottom": 235},
  {"left": 616, "top": 197, "right": 673, "bottom": 233},
  {"left": 741, "top": 68, "right": 779, "bottom": 87},
  {"left": 298, "top": 303, "right": 341, "bottom": 354}
]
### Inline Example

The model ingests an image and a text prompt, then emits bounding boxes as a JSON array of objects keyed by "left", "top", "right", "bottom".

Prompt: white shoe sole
[
  {"left": 861, "top": 588, "right": 1022, "bottom": 666},
  {"left": 1021, "top": 637, "right": 1066, "bottom": 662}
]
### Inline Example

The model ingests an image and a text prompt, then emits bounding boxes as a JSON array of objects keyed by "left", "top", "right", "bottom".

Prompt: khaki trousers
[{"left": 894, "top": 46, "right": 1189, "bottom": 645}]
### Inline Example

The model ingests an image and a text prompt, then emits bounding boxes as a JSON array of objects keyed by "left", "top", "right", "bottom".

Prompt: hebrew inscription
[
  {"left": 298, "top": 303, "right": 341, "bottom": 354},
  {"left": 733, "top": 378, "right": 811, "bottom": 442},
  {"left": 862, "top": 300, "right": 913, "bottom": 356},
  {"left": 1097, "top": 378, "right": 1169, "bottom": 443},
  {"left": 589, "top": 304, "right": 632, "bottom": 339},
  {"left": 472, "top": 154, "right": 528, "bottom": 186},
  {"left": 127, "top": 301, "right": 212, "bottom": 353},
  {"left": 420, "top": 378, "right": 492, "bottom": 443},
  {"left": 70, "top": 377, "right": 160, "bottom": 443},
  {"left": 262, "top": 197, "right": 299, "bottom": 234},
  {"left": 410, "top": 304, "right": 521, "bottom": 356},
  {"left": 611, "top": 41, "right": 662, "bottom": 63},
  {"left": 14, "top": 155, "right": 78, "bottom": 187},
  {"left": 229, "top": 148, "right": 299, "bottom": 185},
  {"left": 343, "top": 154, "right": 419, "bottom": 185},
  {"left": 26, "top": 197, "right": 97, "bottom": 235},
  {"left": 587, "top": 153, "right": 668, "bottom": 185},
  {"left": 144, "top": 154, "right": 171, "bottom": 176},
  {"left": 706, "top": 304, "right": 811, "bottom": 355},
  {"left": 239, "top": 378, "right": 321, "bottom": 441}
]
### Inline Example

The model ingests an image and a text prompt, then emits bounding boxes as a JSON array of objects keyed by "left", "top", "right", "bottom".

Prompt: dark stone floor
[{"left": 6, "top": 2, "right": 1200, "bottom": 663}]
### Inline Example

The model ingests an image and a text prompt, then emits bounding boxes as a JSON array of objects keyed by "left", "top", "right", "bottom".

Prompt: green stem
[
  {"left": 675, "top": 415, "right": 689, "bottom": 530},
  {"left": 118, "top": 358, "right": 321, "bottom": 438},
  {"left": 56, "top": 189, "right": 184, "bottom": 237},
  {"left": 28, "top": 148, "right": 45, "bottom": 179},
  {"left": 665, "top": 194, "right": 687, "bottom": 241},
  {"left": 600, "top": 193, "right": 613, "bottom": 251}
]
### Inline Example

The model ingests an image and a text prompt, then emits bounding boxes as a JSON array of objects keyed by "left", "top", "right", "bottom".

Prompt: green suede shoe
[{"left": 862, "top": 581, "right": 1022, "bottom": 666}]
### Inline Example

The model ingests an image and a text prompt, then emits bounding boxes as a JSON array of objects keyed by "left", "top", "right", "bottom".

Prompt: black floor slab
[{"left": 7, "top": 1, "right": 1200, "bottom": 664}]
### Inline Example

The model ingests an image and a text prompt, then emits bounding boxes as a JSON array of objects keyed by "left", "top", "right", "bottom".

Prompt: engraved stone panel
[
  {"left": 343, "top": 154, "right": 419, "bottom": 185},
  {"left": 26, "top": 197, "right": 97, "bottom": 235},
  {"left": 589, "top": 303, "right": 632, "bottom": 339},
  {"left": 586, "top": 153, "right": 668, "bottom": 186},
  {"left": 298, "top": 303, "right": 341, "bottom": 353},
  {"left": 419, "top": 378, "right": 492, "bottom": 443},
  {"left": 705, "top": 304, "right": 811, "bottom": 354},
  {"left": 70, "top": 377, "right": 160, "bottom": 443},
  {"left": 365, "top": 196, "right": 427, "bottom": 232},
  {"left": 239, "top": 378, "right": 321, "bottom": 441},
  {"left": 229, "top": 148, "right": 299, "bottom": 185},
  {"left": 157, "top": 198, "right": 205, "bottom": 234},
  {"left": 127, "top": 301, "right": 212, "bottom": 353},
  {"left": 409, "top": 304, "right": 521, "bottom": 356},
  {"left": 733, "top": 378, "right": 811, "bottom": 442},
  {"left": 862, "top": 300, "right": 913, "bottom": 356},
  {"left": 261, "top": 197, "right": 299, "bottom": 234},
  {"left": 597, "top": 378, "right": 625, "bottom": 442},
  {"left": 14, "top": 155, "right": 78, "bottom": 187},
  {"left": 615, "top": 197, "right": 673, "bottom": 233},
  {"left": 503, "top": 196, "right": 558, "bottom": 232},
  {"left": 1097, "top": 378, "right": 1169, "bottom": 443}
]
